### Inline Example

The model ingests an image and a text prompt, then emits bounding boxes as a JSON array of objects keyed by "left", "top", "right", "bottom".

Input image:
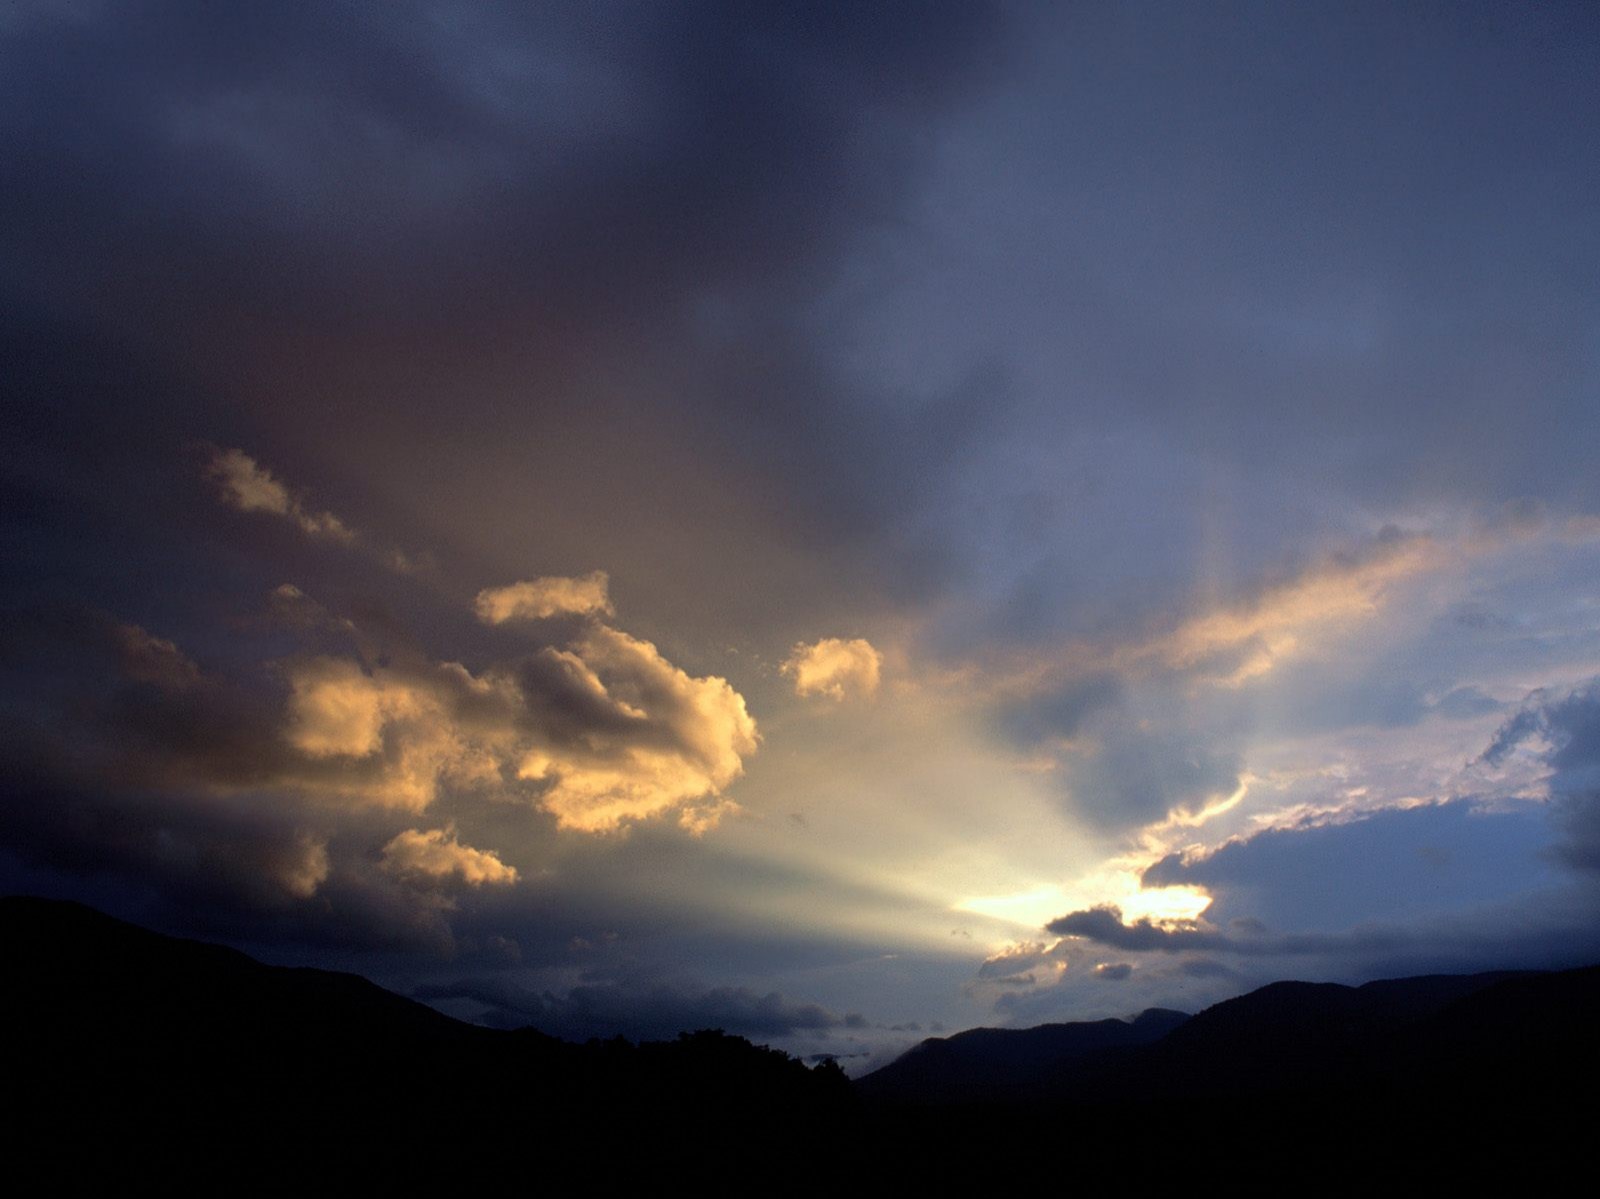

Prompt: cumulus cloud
[
  {"left": 0, "top": 584, "right": 758, "bottom": 957},
  {"left": 287, "top": 658, "right": 406, "bottom": 759},
  {"left": 1094, "top": 962, "right": 1133, "bottom": 981},
  {"left": 515, "top": 626, "right": 759, "bottom": 832},
  {"left": 381, "top": 827, "right": 517, "bottom": 886},
  {"left": 206, "top": 448, "right": 354, "bottom": 542},
  {"left": 280, "top": 624, "right": 758, "bottom": 832},
  {"left": 783, "top": 637, "right": 882, "bottom": 701},
  {"left": 282, "top": 658, "right": 489, "bottom": 811},
  {"left": 474, "top": 572, "right": 614, "bottom": 624}
]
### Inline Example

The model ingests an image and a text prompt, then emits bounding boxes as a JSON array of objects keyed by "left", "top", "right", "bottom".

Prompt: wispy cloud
[
  {"left": 475, "top": 572, "right": 614, "bottom": 624},
  {"left": 1123, "top": 531, "right": 1442, "bottom": 686},
  {"left": 206, "top": 448, "right": 355, "bottom": 542}
]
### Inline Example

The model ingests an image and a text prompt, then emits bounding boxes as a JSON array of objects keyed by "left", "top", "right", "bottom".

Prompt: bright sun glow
[{"left": 955, "top": 869, "right": 1213, "bottom": 933}]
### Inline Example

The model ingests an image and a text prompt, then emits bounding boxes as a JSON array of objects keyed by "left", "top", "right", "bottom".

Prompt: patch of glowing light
[{"left": 956, "top": 869, "right": 1212, "bottom": 934}]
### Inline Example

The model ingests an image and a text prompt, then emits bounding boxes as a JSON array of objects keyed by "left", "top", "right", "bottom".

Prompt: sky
[{"left": 5, "top": 1, "right": 1600, "bottom": 1069}]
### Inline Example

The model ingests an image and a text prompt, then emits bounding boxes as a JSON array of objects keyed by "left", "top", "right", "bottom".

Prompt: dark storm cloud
[
  {"left": 1, "top": 1, "right": 1012, "bottom": 593},
  {"left": 0, "top": 605, "right": 296, "bottom": 790},
  {"left": 1483, "top": 679, "right": 1600, "bottom": 874},
  {"left": 8, "top": 0, "right": 1600, "bottom": 1040},
  {"left": 0, "top": 0, "right": 1021, "bottom": 993},
  {"left": 1063, "top": 725, "right": 1242, "bottom": 831},
  {"left": 4, "top": 1, "right": 1002, "bottom": 320},
  {"left": 3, "top": 2, "right": 1011, "bottom": 656},
  {"left": 414, "top": 975, "right": 845, "bottom": 1042},
  {"left": 1177, "top": 958, "right": 1236, "bottom": 980},
  {"left": 1046, "top": 901, "right": 1509, "bottom": 962},
  {"left": 1141, "top": 801, "right": 1556, "bottom": 932},
  {"left": 992, "top": 673, "right": 1120, "bottom": 748},
  {"left": 989, "top": 2, "right": 1600, "bottom": 512},
  {"left": 823, "top": 2, "right": 1600, "bottom": 669},
  {"left": 1048, "top": 907, "right": 1238, "bottom": 955},
  {"left": 1045, "top": 898, "right": 1600, "bottom": 974}
]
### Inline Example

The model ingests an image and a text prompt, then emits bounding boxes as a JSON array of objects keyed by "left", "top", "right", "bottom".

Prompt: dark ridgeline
[
  {"left": 856, "top": 1007, "right": 1190, "bottom": 1104},
  {"left": 1, "top": 897, "right": 852, "bottom": 1188},
  {"left": 4, "top": 896, "right": 1597, "bottom": 1188},
  {"left": 859, "top": 967, "right": 1600, "bottom": 1187}
]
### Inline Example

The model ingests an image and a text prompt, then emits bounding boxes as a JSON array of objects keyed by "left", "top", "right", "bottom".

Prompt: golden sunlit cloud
[
  {"left": 521, "top": 625, "right": 759, "bottom": 832},
  {"left": 783, "top": 637, "right": 883, "bottom": 701},
  {"left": 474, "top": 572, "right": 614, "bottom": 624},
  {"left": 285, "top": 657, "right": 497, "bottom": 811},
  {"left": 287, "top": 657, "right": 416, "bottom": 760},
  {"left": 380, "top": 827, "right": 518, "bottom": 886},
  {"left": 280, "top": 625, "right": 757, "bottom": 833},
  {"left": 206, "top": 447, "right": 355, "bottom": 542}
]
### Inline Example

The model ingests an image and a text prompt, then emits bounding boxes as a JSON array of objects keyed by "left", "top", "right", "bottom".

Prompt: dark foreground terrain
[{"left": 4, "top": 896, "right": 1596, "bottom": 1189}]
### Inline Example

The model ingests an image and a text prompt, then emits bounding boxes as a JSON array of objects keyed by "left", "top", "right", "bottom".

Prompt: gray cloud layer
[{"left": 414, "top": 975, "right": 851, "bottom": 1043}]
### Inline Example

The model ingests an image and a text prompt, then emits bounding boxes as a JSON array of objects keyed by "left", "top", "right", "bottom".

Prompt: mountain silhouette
[
  {"left": 858, "top": 1007, "right": 1190, "bottom": 1103},
  {"left": 6, "top": 895, "right": 1596, "bottom": 1187},
  {"left": 1, "top": 896, "right": 850, "bottom": 1186},
  {"left": 861, "top": 960, "right": 1600, "bottom": 1187}
]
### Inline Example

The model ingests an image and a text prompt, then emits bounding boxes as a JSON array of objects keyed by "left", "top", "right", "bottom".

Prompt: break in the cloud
[
  {"left": 206, "top": 448, "right": 354, "bottom": 543},
  {"left": 783, "top": 638, "right": 883, "bottom": 701},
  {"left": 475, "top": 573, "right": 615, "bottom": 625},
  {"left": 381, "top": 827, "right": 517, "bottom": 887}
]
